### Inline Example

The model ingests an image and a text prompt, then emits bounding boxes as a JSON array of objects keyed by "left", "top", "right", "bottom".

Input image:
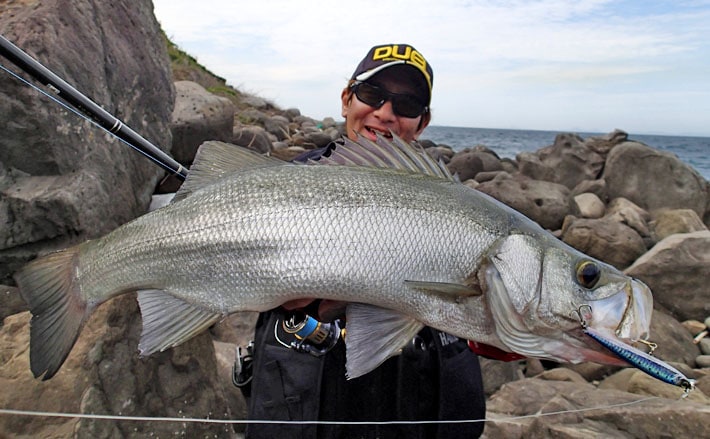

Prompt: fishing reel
[{"left": 281, "top": 311, "right": 343, "bottom": 356}]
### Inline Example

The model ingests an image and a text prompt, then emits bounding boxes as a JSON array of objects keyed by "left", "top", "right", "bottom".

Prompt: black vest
[{"left": 243, "top": 309, "right": 486, "bottom": 439}]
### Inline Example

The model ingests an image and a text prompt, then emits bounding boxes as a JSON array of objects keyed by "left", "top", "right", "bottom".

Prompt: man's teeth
[{"left": 368, "top": 127, "right": 392, "bottom": 137}]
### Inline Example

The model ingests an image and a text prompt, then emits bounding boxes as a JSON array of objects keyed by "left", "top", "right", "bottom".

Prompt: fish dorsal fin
[
  {"left": 344, "top": 303, "right": 424, "bottom": 379},
  {"left": 173, "top": 141, "right": 285, "bottom": 202},
  {"left": 314, "top": 132, "right": 456, "bottom": 181}
]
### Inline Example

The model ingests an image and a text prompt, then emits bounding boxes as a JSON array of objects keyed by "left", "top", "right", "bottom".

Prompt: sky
[{"left": 153, "top": 0, "right": 710, "bottom": 137}]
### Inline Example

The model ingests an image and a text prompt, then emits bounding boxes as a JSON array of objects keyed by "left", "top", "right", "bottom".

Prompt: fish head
[{"left": 482, "top": 233, "right": 653, "bottom": 365}]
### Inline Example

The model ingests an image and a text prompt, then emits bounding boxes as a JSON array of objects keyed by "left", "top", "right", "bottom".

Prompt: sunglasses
[{"left": 350, "top": 81, "right": 428, "bottom": 118}]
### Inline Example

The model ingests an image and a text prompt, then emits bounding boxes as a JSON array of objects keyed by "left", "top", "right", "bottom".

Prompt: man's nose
[{"left": 373, "top": 100, "right": 396, "bottom": 121}]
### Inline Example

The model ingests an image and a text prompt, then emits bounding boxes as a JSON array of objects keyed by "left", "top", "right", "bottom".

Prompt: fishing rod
[{"left": 0, "top": 34, "right": 188, "bottom": 180}]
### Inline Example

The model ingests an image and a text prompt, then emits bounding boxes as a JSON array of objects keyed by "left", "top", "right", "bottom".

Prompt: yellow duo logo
[{"left": 372, "top": 45, "right": 431, "bottom": 87}]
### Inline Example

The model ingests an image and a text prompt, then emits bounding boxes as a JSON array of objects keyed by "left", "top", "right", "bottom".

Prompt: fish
[{"left": 15, "top": 134, "right": 653, "bottom": 381}]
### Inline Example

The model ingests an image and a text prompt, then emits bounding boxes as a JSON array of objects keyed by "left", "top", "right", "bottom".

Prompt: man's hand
[{"left": 281, "top": 299, "right": 347, "bottom": 322}]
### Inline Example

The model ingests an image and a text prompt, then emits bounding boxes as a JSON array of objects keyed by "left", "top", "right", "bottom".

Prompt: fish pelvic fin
[
  {"left": 344, "top": 304, "right": 424, "bottom": 379},
  {"left": 137, "top": 290, "right": 223, "bottom": 356},
  {"left": 14, "top": 248, "right": 88, "bottom": 380},
  {"left": 173, "top": 140, "right": 286, "bottom": 202}
]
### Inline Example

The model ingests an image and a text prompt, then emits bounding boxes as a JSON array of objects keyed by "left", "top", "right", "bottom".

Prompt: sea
[{"left": 421, "top": 126, "right": 710, "bottom": 181}]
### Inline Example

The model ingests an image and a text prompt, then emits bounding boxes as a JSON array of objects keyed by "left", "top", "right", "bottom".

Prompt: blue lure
[{"left": 575, "top": 306, "right": 695, "bottom": 397}]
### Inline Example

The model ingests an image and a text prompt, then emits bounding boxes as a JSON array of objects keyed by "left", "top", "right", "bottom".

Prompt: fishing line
[
  {"left": 0, "top": 396, "right": 659, "bottom": 425},
  {"left": 0, "top": 62, "right": 186, "bottom": 177}
]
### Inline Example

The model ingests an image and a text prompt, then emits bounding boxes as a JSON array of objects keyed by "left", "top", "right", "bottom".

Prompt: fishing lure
[{"left": 575, "top": 305, "right": 696, "bottom": 397}]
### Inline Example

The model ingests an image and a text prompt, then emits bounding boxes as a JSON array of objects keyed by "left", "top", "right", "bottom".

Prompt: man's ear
[
  {"left": 341, "top": 88, "right": 352, "bottom": 118},
  {"left": 415, "top": 110, "right": 431, "bottom": 137}
]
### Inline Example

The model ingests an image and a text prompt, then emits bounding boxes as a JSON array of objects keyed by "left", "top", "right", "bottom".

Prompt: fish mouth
[
  {"left": 584, "top": 278, "right": 653, "bottom": 340},
  {"left": 570, "top": 278, "right": 654, "bottom": 364}
]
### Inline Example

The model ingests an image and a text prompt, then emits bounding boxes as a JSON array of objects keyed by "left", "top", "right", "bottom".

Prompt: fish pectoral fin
[
  {"left": 173, "top": 141, "right": 285, "bottom": 202},
  {"left": 404, "top": 280, "right": 482, "bottom": 301},
  {"left": 344, "top": 303, "right": 424, "bottom": 379},
  {"left": 136, "top": 290, "right": 223, "bottom": 356}
]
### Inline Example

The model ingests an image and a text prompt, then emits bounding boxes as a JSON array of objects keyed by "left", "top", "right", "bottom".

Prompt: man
[{"left": 240, "top": 43, "right": 486, "bottom": 439}]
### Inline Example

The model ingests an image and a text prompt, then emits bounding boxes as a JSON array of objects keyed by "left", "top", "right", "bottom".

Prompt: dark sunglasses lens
[
  {"left": 392, "top": 96, "right": 425, "bottom": 118},
  {"left": 354, "top": 83, "right": 385, "bottom": 107},
  {"left": 353, "top": 82, "right": 426, "bottom": 118}
]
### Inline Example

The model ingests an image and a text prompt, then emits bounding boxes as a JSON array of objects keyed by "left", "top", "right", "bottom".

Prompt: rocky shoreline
[{"left": 1, "top": 0, "right": 709, "bottom": 438}]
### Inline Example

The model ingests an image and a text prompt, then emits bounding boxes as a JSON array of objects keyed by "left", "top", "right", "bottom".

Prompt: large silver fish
[{"left": 15, "top": 135, "right": 653, "bottom": 381}]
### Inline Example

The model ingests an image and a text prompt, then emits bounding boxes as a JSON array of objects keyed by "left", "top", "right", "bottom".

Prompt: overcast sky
[{"left": 153, "top": 0, "right": 710, "bottom": 136}]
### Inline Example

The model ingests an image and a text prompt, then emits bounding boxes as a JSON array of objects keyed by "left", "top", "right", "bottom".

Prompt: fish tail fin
[{"left": 14, "top": 247, "right": 88, "bottom": 380}]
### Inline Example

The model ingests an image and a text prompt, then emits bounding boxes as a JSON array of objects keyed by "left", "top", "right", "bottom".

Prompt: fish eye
[{"left": 576, "top": 261, "right": 601, "bottom": 289}]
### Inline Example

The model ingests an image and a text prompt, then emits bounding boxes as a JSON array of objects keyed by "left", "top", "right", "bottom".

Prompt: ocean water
[{"left": 422, "top": 126, "right": 710, "bottom": 181}]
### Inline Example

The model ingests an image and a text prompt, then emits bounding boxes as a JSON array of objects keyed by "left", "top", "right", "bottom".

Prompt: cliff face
[
  {"left": 0, "top": 0, "right": 174, "bottom": 284},
  {"left": 0, "top": 2, "right": 234, "bottom": 437}
]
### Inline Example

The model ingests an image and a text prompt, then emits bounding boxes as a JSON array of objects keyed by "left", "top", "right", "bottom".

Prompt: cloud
[{"left": 154, "top": 0, "right": 710, "bottom": 135}]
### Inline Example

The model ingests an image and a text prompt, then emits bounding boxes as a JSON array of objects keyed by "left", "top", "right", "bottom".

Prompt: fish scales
[{"left": 80, "top": 165, "right": 499, "bottom": 320}]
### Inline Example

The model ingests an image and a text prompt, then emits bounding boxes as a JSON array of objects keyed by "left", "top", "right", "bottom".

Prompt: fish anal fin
[
  {"left": 405, "top": 280, "right": 482, "bottom": 302},
  {"left": 173, "top": 141, "right": 285, "bottom": 202},
  {"left": 14, "top": 247, "right": 89, "bottom": 380},
  {"left": 344, "top": 304, "right": 424, "bottom": 379},
  {"left": 137, "top": 290, "right": 223, "bottom": 355}
]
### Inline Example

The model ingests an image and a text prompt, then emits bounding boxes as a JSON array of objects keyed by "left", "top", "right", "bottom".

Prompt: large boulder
[
  {"left": 171, "top": 80, "right": 235, "bottom": 166},
  {"left": 625, "top": 231, "right": 710, "bottom": 321},
  {"left": 604, "top": 142, "right": 709, "bottom": 218},
  {"left": 0, "top": 0, "right": 174, "bottom": 285},
  {"left": 447, "top": 148, "right": 503, "bottom": 182},
  {"left": 517, "top": 133, "right": 605, "bottom": 189},
  {"left": 477, "top": 175, "right": 571, "bottom": 230},
  {"left": 560, "top": 216, "right": 647, "bottom": 269}
]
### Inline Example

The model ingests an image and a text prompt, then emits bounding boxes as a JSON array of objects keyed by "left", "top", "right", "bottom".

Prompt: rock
[
  {"left": 681, "top": 320, "right": 708, "bottom": 336},
  {"left": 517, "top": 133, "right": 605, "bottom": 189},
  {"left": 604, "top": 141, "right": 709, "bottom": 218},
  {"left": 651, "top": 208, "right": 707, "bottom": 241},
  {"left": 480, "top": 358, "right": 523, "bottom": 397},
  {"left": 485, "top": 378, "right": 710, "bottom": 438},
  {"left": 0, "top": 0, "right": 173, "bottom": 285},
  {"left": 536, "top": 368, "right": 588, "bottom": 384},
  {"left": 560, "top": 216, "right": 647, "bottom": 269},
  {"left": 264, "top": 115, "right": 290, "bottom": 141},
  {"left": 232, "top": 125, "right": 273, "bottom": 154},
  {"left": 171, "top": 81, "right": 235, "bottom": 166},
  {"left": 304, "top": 131, "right": 334, "bottom": 148},
  {"left": 584, "top": 129, "right": 628, "bottom": 156},
  {"left": 447, "top": 149, "right": 503, "bottom": 181},
  {"left": 1, "top": 284, "right": 26, "bottom": 323},
  {"left": 625, "top": 231, "right": 710, "bottom": 321},
  {"left": 573, "top": 193, "right": 605, "bottom": 219},
  {"left": 602, "top": 369, "right": 708, "bottom": 402},
  {"left": 697, "top": 355, "right": 710, "bottom": 368},
  {"left": 605, "top": 197, "right": 651, "bottom": 238},
  {"left": 477, "top": 176, "right": 571, "bottom": 230},
  {"left": 424, "top": 146, "right": 455, "bottom": 164},
  {"left": 571, "top": 179, "right": 608, "bottom": 203},
  {"left": 699, "top": 339, "right": 710, "bottom": 356},
  {"left": 706, "top": 316, "right": 710, "bottom": 328},
  {"left": 648, "top": 310, "right": 700, "bottom": 367}
]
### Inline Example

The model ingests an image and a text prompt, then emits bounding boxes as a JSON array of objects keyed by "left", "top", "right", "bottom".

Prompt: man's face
[{"left": 341, "top": 66, "right": 430, "bottom": 143}]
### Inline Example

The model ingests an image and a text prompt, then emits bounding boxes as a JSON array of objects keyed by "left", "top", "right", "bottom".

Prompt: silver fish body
[{"left": 16, "top": 137, "right": 653, "bottom": 380}]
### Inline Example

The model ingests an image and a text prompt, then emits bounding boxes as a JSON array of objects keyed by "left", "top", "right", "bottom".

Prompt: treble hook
[{"left": 572, "top": 304, "right": 593, "bottom": 328}]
